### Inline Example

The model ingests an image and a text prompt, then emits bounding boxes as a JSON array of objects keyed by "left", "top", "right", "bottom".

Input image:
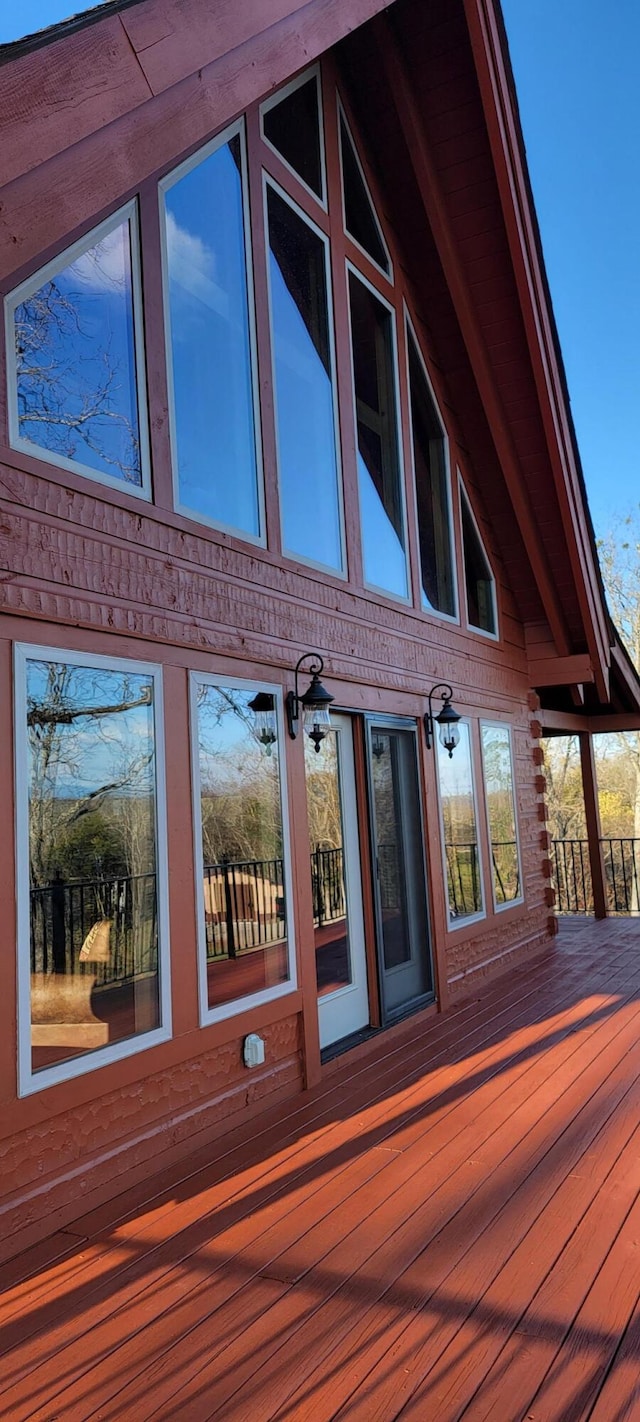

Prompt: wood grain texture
[
  {"left": 0, "top": 919, "right": 638, "bottom": 1419},
  {"left": 0, "top": 18, "right": 153, "bottom": 190}
]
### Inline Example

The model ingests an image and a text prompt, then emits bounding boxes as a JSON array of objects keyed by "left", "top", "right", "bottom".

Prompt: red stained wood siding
[{"left": 0, "top": 0, "right": 601, "bottom": 1254}]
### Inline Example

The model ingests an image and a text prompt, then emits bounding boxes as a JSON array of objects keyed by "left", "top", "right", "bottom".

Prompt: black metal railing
[
  {"left": 445, "top": 841, "right": 482, "bottom": 918},
  {"left": 552, "top": 838, "right": 640, "bottom": 914},
  {"left": 203, "top": 857, "right": 286, "bottom": 959},
  {"left": 310, "top": 846, "right": 345, "bottom": 929},
  {"left": 30, "top": 847, "right": 350, "bottom": 977},
  {"left": 29, "top": 871, "right": 158, "bottom": 985}
]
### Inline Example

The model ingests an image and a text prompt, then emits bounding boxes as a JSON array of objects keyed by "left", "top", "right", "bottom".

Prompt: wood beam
[
  {"left": 540, "top": 711, "right": 640, "bottom": 735},
  {"left": 528, "top": 655, "right": 594, "bottom": 689},
  {"left": 579, "top": 732, "right": 607, "bottom": 920},
  {"left": 372, "top": 14, "right": 572, "bottom": 660},
  {"left": 539, "top": 711, "right": 589, "bottom": 736},
  {"left": 464, "top": 0, "right": 611, "bottom": 703}
]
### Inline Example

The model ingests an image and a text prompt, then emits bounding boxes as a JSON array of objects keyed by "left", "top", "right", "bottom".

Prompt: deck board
[{"left": 1, "top": 919, "right": 640, "bottom": 1420}]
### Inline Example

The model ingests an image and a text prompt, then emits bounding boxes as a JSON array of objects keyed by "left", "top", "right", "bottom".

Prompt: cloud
[
  {"left": 165, "top": 210, "right": 229, "bottom": 318},
  {"left": 70, "top": 223, "right": 130, "bottom": 295}
]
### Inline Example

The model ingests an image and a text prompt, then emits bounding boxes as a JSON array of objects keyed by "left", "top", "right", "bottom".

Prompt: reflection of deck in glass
[{"left": 30, "top": 871, "right": 158, "bottom": 984}]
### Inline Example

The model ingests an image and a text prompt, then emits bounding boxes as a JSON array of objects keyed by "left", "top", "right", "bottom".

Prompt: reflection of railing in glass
[
  {"left": 445, "top": 841, "right": 520, "bottom": 916},
  {"left": 310, "top": 847, "right": 345, "bottom": 928},
  {"left": 445, "top": 841, "right": 481, "bottom": 917},
  {"left": 203, "top": 858, "right": 286, "bottom": 958},
  {"left": 29, "top": 871, "right": 158, "bottom": 984},
  {"left": 491, "top": 840, "right": 520, "bottom": 904}
]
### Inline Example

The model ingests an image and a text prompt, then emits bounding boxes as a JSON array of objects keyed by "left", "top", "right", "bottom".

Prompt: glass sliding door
[{"left": 366, "top": 719, "right": 433, "bottom": 1019}]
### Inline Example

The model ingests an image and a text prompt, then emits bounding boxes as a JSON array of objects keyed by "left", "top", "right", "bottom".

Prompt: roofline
[
  {"left": 0, "top": 0, "right": 145, "bottom": 65},
  {"left": 464, "top": 0, "right": 628, "bottom": 707}
]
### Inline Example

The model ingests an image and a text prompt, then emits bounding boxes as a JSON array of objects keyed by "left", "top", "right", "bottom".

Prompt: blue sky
[
  {"left": 502, "top": 0, "right": 640, "bottom": 539},
  {"left": 0, "top": 3, "right": 109, "bottom": 44}
]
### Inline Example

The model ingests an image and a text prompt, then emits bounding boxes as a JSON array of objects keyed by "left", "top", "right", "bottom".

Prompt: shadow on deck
[{"left": 1, "top": 915, "right": 639, "bottom": 1420}]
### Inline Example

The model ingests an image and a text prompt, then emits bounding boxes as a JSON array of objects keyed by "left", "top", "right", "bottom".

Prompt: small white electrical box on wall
[{"left": 243, "top": 1033, "right": 265, "bottom": 1068}]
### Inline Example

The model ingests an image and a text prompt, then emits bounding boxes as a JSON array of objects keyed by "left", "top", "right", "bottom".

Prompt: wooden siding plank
[{"left": 0, "top": 18, "right": 153, "bottom": 190}]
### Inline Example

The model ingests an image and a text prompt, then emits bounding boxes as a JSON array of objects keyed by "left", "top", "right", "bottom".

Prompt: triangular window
[
  {"left": 339, "top": 105, "right": 391, "bottom": 277},
  {"left": 261, "top": 69, "right": 325, "bottom": 204},
  {"left": 460, "top": 480, "right": 497, "bottom": 636},
  {"left": 7, "top": 203, "right": 148, "bottom": 494}
]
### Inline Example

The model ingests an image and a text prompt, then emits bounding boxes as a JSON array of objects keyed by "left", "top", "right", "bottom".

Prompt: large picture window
[
  {"left": 460, "top": 479, "right": 498, "bottom": 637},
  {"left": 406, "top": 322, "right": 456, "bottom": 618},
  {"left": 436, "top": 720, "right": 484, "bottom": 925},
  {"left": 191, "top": 677, "right": 294, "bottom": 1020},
  {"left": 265, "top": 180, "right": 344, "bottom": 573},
  {"left": 348, "top": 268, "right": 408, "bottom": 598},
  {"left": 6, "top": 203, "right": 149, "bottom": 495},
  {"left": 161, "top": 121, "right": 263, "bottom": 540},
  {"left": 16, "top": 648, "right": 169, "bottom": 1093},
  {"left": 481, "top": 723, "right": 522, "bottom": 908}
]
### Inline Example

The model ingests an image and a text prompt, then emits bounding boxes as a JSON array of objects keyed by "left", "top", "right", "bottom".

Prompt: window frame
[
  {"left": 337, "top": 96, "right": 393, "bottom": 285},
  {"left": 263, "top": 172, "right": 347, "bottom": 578},
  {"left": 14, "top": 642, "right": 171, "bottom": 1097},
  {"left": 480, "top": 718, "right": 524, "bottom": 914},
  {"left": 5, "top": 200, "right": 152, "bottom": 500},
  {"left": 404, "top": 306, "right": 459, "bottom": 625},
  {"left": 259, "top": 64, "right": 328, "bottom": 211},
  {"left": 435, "top": 715, "right": 486, "bottom": 932},
  {"left": 159, "top": 117, "right": 266, "bottom": 546},
  {"left": 458, "top": 472, "right": 499, "bottom": 641},
  {"left": 189, "top": 671, "right": 297, "bottom": 1027},
  {"left": 346, "top": 259, "right": 411, "bottom": 604}
]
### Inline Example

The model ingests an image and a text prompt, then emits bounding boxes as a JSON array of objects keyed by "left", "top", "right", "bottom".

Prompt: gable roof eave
[{"left": 462, "top": 0, "right": 622, "bottom": 709}]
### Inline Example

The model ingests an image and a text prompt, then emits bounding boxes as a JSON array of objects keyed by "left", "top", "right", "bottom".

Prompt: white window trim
[
  {"left": 189, "top": 672, "right": 297, "bottom": 1026},
  {"left": 337, "top": 96, "right": 393, "bottom": 285},
  {"left": 458, "top": 472, "right": 499, "bottom": 641},
  {"left": 159, "top": 118, "right": 266, "bottom": 547},
  {"left": 434, "top": 715, "right": 486, "bottom": 931},
  {"left": 263, "top": 173, "right": 347, "bottom": 580},
  {"left": 5, "top": 201, "right": 152, "bottom": 500},
  {"left": 260, "top": 64, "right": 328, "bottom": 211},
  {"left": 480, "top": 719, "right": 524, "bottom": 913},
  {"left": 404, "top": 305, "right": 459, "bottom": 626},
  {"left": 15, "top": 644, "right": 171, "bottom": 1097},
  {"left": 346, "top": 260, "right": 411, "bottom": 605}
]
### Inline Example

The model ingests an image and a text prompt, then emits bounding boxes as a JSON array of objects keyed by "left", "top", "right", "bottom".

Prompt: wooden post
[{"left": 579, "top": 732, "right": 607, "bottom": 919}]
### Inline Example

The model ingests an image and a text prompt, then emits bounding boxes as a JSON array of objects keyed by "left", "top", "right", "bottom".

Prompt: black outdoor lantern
[
  {"left": 424, "top": 682, "right": 462, "bottom": 758},
  {"left": 286, "top": 652, "right": 334, "bottom": 752},
  {"left": 248, "top": 690, "right": 277, "bottom": 755}
]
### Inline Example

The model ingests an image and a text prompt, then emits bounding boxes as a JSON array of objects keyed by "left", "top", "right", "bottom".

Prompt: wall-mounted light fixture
[
  {"left": 286, "top": 653, "right": 334, "bottom": 752},
  {"left": 424, "top": 682, "right": 461, "bottom": 758},
  {"left": 248, "top": 690, "right": 277, "bottom": 755}
]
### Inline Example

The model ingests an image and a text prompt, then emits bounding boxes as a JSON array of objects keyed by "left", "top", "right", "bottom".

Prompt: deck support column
[{"left": 579, "top": 731, "right": 607, "bottom": 919}]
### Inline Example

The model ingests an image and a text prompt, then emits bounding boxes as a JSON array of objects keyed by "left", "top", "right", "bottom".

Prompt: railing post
[
  {"left": 222, "top": 860, "right": 237, "bottom": 959},
  {"left": 579, "top": 732, "right": 607, "bottom": 919},
  {"left": 51, "top": 870, "right": 66, "bottom": 974}
]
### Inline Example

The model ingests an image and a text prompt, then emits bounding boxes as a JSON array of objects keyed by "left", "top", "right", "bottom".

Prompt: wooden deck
[{"left": 3, "top": 917, "right": 640, "bottom": 1421}]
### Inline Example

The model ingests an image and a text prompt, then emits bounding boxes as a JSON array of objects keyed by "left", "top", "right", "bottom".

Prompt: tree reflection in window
[
  {"left": 194, "top": 682, "right": 290, "bottom": 1013},
  {"left": 437, "top": 721, "right": 484, "bottom": 922},
  {"left": 481, "top": 724, "right": 521, "bottom": 906},
  {"left": 25, "top": 656, "right": 160, "bottom": 1073},
  {"left": 11, "top": 212, "right": 144, "bottom": 487}
]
